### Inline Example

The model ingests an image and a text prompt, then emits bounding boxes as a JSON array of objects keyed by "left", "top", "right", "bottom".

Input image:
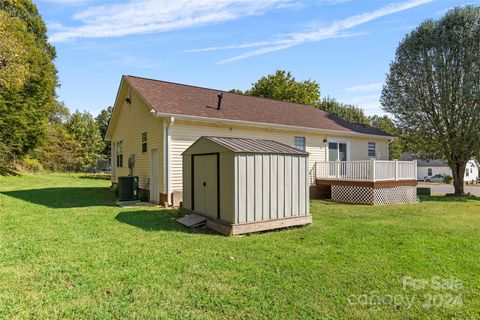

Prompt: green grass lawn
[{"left": 1, "top": 173, "right": 479, "bottom": 319}]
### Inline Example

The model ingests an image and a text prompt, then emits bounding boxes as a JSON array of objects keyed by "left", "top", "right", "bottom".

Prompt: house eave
[{"left": 151, "top": 111, "right": 393, "bottom": 140}]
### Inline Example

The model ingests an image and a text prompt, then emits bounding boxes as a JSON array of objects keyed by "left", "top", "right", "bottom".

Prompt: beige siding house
[{"left": 106, "top": 75, "right": 394, "bottom": 205}]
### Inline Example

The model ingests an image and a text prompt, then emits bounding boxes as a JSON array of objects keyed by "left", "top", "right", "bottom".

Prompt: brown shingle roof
[{"left": 124, "top": 75, "right": 393, "bottom": 137}]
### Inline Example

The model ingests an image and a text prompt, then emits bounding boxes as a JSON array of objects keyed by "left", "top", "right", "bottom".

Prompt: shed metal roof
[{"left": 203, "top": 136, "right": 308, "bottom": 155}]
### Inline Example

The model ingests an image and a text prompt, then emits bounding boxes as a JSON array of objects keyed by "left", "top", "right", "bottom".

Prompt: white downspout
[
  {"left": 163, "top": 116, "right": 175, "bottom": 205},
  {"left": 387, "top": 138, "right": 395, "bottom": 161}
]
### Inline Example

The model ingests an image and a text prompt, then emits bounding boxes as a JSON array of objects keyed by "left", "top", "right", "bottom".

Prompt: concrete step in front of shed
[{"left": 177, "top": 214, "right": 207, "bottom": 228}]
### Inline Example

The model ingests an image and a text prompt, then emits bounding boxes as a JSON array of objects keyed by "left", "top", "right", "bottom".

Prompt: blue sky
[{"left": 36, "top": 0, "right": 476, "bottom": 116}]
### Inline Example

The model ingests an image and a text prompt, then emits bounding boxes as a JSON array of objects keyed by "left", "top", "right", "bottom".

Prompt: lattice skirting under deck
[{"left": 331, "top": 185, "right": 418, "bottom": 205}]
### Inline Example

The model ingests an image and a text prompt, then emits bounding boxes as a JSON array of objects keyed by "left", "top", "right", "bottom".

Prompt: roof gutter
[{"left": 151, "top": 111, "right": 393, "bottom": 140}]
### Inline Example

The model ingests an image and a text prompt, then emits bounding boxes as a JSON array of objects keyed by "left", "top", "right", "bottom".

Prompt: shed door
[{"left": 193, "top": 154, "right": 218, "bottom": 219}]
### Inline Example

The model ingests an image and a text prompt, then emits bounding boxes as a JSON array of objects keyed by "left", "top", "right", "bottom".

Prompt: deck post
[
  {"left": 370, "top": 159, "right": 376, "bottom": 182},
  {"left": 413, "top": 160, "right": 417, "bottom": 181},
  {"left": 394, "top": 159, "right": 398, "bottom": 181},
  {"left": 336, "top": 160, "right": 340, "bottom": 180}
]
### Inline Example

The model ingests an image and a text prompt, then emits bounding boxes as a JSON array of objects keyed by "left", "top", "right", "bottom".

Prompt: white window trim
[
  {"left": 325, "top": 137, "right": 351, "bottom": 161},
  {"left": 116, "top": 140, "right": 124, "bottom": 167},
  {"left": 294, "top": 136, "right": 306, "bottom": 151}
]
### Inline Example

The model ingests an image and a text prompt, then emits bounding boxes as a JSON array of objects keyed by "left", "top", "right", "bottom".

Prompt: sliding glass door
[
  {"left": 328, "top": 142, "right": 348, "bottom": 161},
  {"left": 328, "top": 142, "right": 348, "bottom": 177}
]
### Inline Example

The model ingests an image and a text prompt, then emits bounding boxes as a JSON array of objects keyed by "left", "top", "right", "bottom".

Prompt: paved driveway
[{"left": 418, "top": 183, "right": 480, "bottom": 196}]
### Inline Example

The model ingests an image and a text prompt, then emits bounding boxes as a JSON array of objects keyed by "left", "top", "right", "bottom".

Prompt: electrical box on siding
[{"left": 182, "top": 136, "right": 312, "bottom": 235}]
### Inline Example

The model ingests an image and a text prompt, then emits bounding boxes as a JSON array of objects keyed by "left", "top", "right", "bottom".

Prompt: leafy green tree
[
  {"left": 228, "top": 89, "right": 244, "bottom": 95},
  {"left": 35, "top": 103, "right": 79, "bottom": 171},
  {"left": 381, "top": 6, "right": 480, "bottom": 195},
  {"left": 0, "top": 0, "right": 57, "bottom": 171},
  {"left": 0, "top": 0, "right": 55, "bottom": 58},
  {"left": 37, "top": 124, "right": 79, "bottom": 172},
  {"left": 66, "top": 111, "right": 103, "bottom": 171},
  {"left": 95, "top": 106, "right": 113, "bottom": 159},
  {"left": 0, "top": 12, "right": 29, "bottom": 90},
  {"left": 245, "top": 70, "right": 320, "bottom": 105},
  {"left": 317, "top": 97, "right": 370, "bottom": 125}
]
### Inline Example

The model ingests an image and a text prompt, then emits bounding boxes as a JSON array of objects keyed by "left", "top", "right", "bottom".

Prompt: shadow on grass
[
  {"left": 1, "top": 187, "right": 115, "bottom": 208},
  {"left": 419, "top": 195, "right": 480, "bottom": 202},
  {"left": 79, "top": 174, "right": 111, "bottom": 181},
  {"left": 115, "top": 210, "right": 216, "bottom": 234}
]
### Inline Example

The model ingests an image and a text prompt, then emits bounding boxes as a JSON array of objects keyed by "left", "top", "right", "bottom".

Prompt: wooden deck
[{"left": 316, "top": 179, "right": 418, "bottom": 188}]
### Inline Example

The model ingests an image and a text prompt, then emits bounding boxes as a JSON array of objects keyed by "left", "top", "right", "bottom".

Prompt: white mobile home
[{"left": 415, "top": 159, "right": 479, "bottom": 183}]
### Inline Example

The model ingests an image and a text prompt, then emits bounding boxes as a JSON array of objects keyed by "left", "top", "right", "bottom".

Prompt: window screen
[
  {"left": 368, "top": 142, "right": 376, "bottom": 157},
  {"left": 142, "top": 132, "right": 147, "bottom": 153},
  {"left": 294, "top": 136, "right": 306, "bottom": 151},
  {"left": 116, "top": 141, "right": 123, "bottom": 167}
]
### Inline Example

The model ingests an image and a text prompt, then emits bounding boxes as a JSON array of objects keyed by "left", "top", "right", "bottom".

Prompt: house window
[
  {"left": 294, "top": 136, "right": 306, "bottom": 151},
  {"left": 428, "top": 168, "right": 432, "bottom": 176},
  {"left": 368, "top": 142, "right": 376, "bottom": 157},
  {"left": 466, "top": 169, "right": 469, "bottom": 177},
  {"left": 141, "top": 132, "right": 147, "bottom": 153},
  {"left": 116, "top": 141, "right": 123, "bottom": 167}
]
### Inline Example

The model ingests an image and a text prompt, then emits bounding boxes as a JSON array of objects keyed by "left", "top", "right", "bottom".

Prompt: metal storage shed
[{"left": 182, "top": 136, "right": 312, "bottom": 235}]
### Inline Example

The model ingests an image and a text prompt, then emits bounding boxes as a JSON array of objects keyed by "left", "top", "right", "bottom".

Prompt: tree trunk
[{"left": 451, "top": 161, "right": 466, "bottom": 196}]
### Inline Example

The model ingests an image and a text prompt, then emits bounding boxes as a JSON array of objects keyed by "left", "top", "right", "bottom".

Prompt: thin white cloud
[
  {"left": 344, "top": 94, "right": 384, "bottom": 115},
  {"left": 346, "top": 82, "right": 383, "bottom": 92},
  {"left": 49, "top": 0, "right": 295, "bottom": 42},
  {"left": 211, "top": 0, "right": 432, "bottom": 64},
  {"left": 185, "top": 31, "right": 364, "bottom": 53},
  {"left": 346, "top": 94, "right": 381, "bottom": 104}
]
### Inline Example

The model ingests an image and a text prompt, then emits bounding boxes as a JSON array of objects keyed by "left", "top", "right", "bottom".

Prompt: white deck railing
[{"left": 315, "top": 160, "right": 417, "bottom": 182}]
